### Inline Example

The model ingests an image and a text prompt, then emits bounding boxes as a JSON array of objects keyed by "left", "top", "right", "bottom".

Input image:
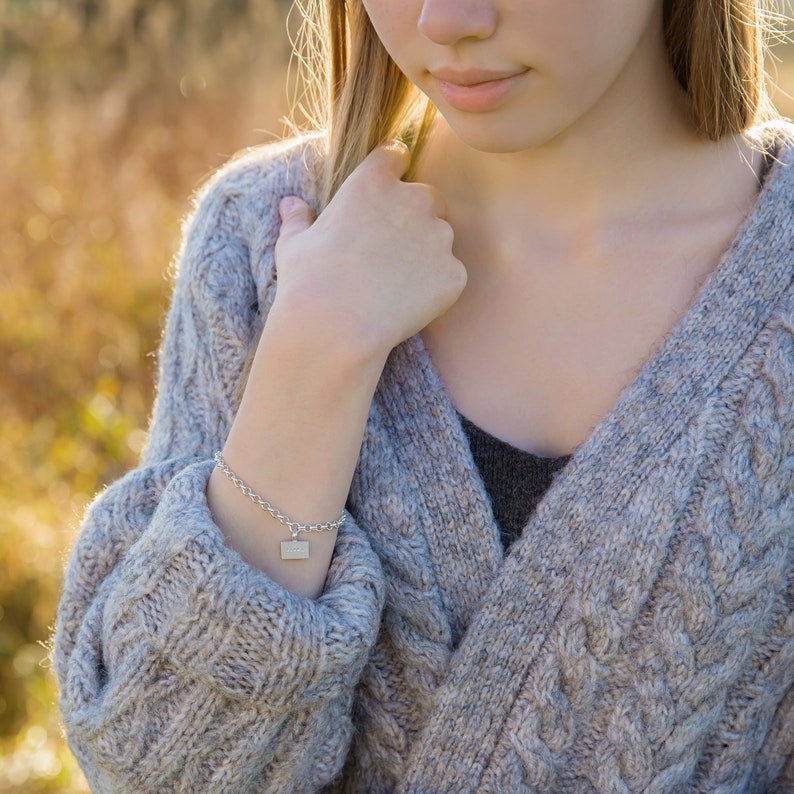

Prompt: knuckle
[
  {"left": 402, "top": 183, "right": 444, "bottom": 218},
  {"left": 368, "top": 140, "right": 410, "bottom": 178},
  {"left": 436, "top": 218, "right": 455, "bottom": 247},
  {"left": 447, "top": 257, "right": 467, "bottom": 287},
  {"left": 454, "top": 262, "right": 468, "bottom": 289},
  {"left": 382, "top": 138, "right": 411, "bottom": 161},
  {"left": 401, "top": 182, "right": 430, "bottom": 207}
]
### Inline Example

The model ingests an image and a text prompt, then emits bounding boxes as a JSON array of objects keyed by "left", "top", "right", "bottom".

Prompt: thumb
[{"left": 278, "top": 196, "right": 315, "bottom": 239}]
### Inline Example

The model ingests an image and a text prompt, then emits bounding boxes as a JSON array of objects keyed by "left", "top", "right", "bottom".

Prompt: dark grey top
[{"left": 458, "top": 412, "right": 569, "bottom": 549}]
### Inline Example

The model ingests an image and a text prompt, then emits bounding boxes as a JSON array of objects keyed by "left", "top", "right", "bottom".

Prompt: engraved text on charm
[{"left": 281, "top": 540, "right": 310, "bottom": 560}]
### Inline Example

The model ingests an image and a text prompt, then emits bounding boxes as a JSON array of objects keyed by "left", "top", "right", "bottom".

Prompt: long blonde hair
[{"left": 294, "top": 0, "right": 777, "bottom": 207}]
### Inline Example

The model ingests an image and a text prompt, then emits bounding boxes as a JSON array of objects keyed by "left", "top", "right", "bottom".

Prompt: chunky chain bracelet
[{"left": 213, "top": 451, "right": 345, "bottom": 559}]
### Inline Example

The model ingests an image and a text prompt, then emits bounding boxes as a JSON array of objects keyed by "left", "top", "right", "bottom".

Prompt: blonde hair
[
  {"left": 293, "top": 0, "right": 433, "bottom": 208},
  {"left": 294, "top": 0, "right": 777, "bottom": 206},
  {"left": 663, "top": 0, "right": 775, "bottom": 139}
]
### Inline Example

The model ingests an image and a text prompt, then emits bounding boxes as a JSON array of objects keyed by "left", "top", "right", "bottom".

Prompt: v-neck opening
[
  {"left": 365, "top": 126, "right": 794, "bottom": 646},
  {"left": 388, "top": 128, "right": 794, "bottom": 791},
  {"left": 413, "top": 128, "right": 791, "bottom": 536}
]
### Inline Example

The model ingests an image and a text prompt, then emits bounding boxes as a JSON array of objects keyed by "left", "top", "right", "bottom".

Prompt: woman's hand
[
  {"left": 210, "top": 142, "right": 464, "bottom": 598},
  {"left": 272, "top": 141, "right": 467, "bottom": 361}
]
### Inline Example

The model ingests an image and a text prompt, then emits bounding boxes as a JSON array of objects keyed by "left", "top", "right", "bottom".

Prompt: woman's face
[{"left": 361, "top": 0, "right": 671, "bottom": 153}]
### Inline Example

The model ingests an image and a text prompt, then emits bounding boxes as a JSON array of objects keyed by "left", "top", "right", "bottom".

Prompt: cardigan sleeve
[{"left": 54, "top": 143, "right": 386, "bottom": 794}]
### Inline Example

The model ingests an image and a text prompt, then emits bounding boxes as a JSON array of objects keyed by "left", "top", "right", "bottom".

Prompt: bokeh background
[{"left": 0, "top": 1, "right": 792, "bottom": 791}]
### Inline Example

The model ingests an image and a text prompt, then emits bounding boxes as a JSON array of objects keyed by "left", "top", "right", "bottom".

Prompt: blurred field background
[
  {"left": 0, "top": 1, "right": 793, "bottom": 791},
  {"left": 0, "top": 0, "right": 293, "bottom": 789}
]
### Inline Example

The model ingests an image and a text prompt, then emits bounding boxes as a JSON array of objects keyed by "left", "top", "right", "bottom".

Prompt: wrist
[{"left": 266, "top": 291, "right": 392, "bottom": 378}]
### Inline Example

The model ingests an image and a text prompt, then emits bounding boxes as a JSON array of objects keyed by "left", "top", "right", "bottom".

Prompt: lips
[
  {"left": 430, "top": 67, "right": 529, "bottom": 113},
  {"left": 431, "top": 67, "right": 527, "bottom": 86}
]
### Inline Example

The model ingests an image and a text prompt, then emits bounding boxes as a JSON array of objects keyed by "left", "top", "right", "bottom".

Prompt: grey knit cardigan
[{"left": 56, "top": 128, "right": 794, "bottom": 793}]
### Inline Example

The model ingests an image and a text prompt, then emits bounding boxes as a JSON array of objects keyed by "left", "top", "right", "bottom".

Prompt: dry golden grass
[
  {"left": 0, "top": 2, "right": 792, "bottom": 791},
  {"left": 0, "top": 1, "right": 291, "bottom": 789}
]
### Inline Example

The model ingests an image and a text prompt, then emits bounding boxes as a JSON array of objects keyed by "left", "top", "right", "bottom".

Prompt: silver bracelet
[{"left": 213, "top": 451, "right": 345, "bottom": 560}]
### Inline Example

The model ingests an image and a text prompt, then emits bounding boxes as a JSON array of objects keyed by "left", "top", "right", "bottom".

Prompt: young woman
[{"left": 56, "top": 0, "right": 794, "bottom": 791}]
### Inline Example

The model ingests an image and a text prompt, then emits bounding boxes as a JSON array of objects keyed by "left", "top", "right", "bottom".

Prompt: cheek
[
  {"left": 359, "top": 0, "right": 418, "bottom": 63},
  {"left": 512, "top": 1, "right": 657, "bottom": 54},
  {"left": 512, "top": 0, "right": 662, "bottom": 87}
]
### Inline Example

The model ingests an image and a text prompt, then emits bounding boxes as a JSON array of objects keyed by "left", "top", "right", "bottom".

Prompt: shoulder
[
  {"left": 753, "top": 119, "right": 794, "bottom": 189},
  {"left": 198, "top": 133, "right": 324, "bottom": 209},
  {"left": 753, "top": 122, "right": 794, "bottom": 417},
  {"left": 755, "top": 122, "right": 794, "bottom": 365},
  {"left": 170, "top": 134, "right": 325, "bottom": 300},
  {"left": 183, "top": 133, "right": 324, "bottom": 248},
  {"left": 761, "top": 122, "right": 794, "bottom": 312},
  {"left": 744, "top": 121, "right": 794, "bottom": 304}
]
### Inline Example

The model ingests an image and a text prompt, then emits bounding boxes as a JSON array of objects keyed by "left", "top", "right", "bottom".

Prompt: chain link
[{"left": 213, "top": 451, "right": 346, "bottom": 538}]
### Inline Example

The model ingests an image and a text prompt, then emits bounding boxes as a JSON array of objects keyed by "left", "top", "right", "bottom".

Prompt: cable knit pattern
[{"left": 56, "top": 126, "right": 794, "bottom": 793}]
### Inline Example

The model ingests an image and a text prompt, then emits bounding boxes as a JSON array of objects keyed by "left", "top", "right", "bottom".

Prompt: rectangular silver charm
[{"left": 281, "top": 540, "right": 310, "bottom": 560}]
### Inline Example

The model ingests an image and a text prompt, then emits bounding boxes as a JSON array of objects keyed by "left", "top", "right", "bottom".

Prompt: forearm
[{"left": 207, "top": 302, "right": 387, "bottom": 599}]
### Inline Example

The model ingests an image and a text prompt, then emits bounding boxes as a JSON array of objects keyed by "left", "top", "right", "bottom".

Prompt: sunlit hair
[
  {"left": 292, "top": 0, "right": 778, "bottom": 207},
  {"left": 290, "top": 0, "right": 434, "bottom": 208},
  {"left": 664, "top": 0, "right": 776, "bottom": 139}
]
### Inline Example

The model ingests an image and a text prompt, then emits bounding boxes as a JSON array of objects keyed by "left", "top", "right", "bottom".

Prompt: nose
[{"left": 418, "top": 0, "right": 498, "bottom": 46}]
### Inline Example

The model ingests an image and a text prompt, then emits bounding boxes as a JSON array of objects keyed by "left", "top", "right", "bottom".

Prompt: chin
[
  {"left": 446, "top": 126, "right": 553, "bottom": 156},
  {"left": 438, "top": 110, "right": 569, "bottom": 155}
]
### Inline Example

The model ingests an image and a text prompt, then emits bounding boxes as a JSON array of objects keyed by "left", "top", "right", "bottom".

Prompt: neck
[{"left": 414, "top": 37, "right": 760, "bottom": 238}]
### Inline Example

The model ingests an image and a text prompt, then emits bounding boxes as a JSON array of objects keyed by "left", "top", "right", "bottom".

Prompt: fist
[{"left": 272, "top": 142, "right": 467, "bottom": 359}]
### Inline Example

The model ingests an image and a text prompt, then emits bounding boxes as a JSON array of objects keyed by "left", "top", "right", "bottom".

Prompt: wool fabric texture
[{"left": 55, "top": 128, "right": 794, "bottom": 793}]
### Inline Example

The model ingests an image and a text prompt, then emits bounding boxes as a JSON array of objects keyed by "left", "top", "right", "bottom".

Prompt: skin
[
  {"left": 367, "top": 0, "right": 670, "bottom": 154},
  {"left": 208, "top": 0, "right": 764, "bottom": 596},
  {"left": 366, "top": 0, "right": 764, "bottom": 454}
]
